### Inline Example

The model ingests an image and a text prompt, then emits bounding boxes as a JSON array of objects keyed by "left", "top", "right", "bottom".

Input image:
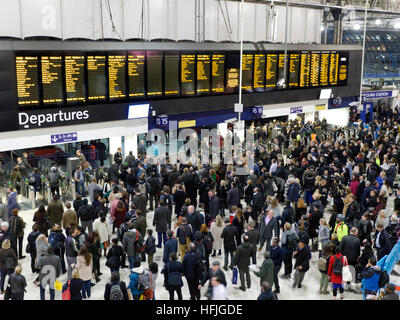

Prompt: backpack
[
  {"left": 48, "top": 232, "right": 61, "bottom": 250},
  {"left": 286, "top": 233, "right": 298, "bottom": 250},
  {"left": 138, "top": 270, "right": 151, "bottom": 291},
  {"left": 109, "top": 283, "right": 124, "bottom": 300},
  {"left": 105, "top": 247, "right": 119, "bottom": 270},
  {"left": 134, "top": 231, "right": 146, "bottom": 253},
  {"left": 203, "top": 233, "right": 213, "bottom": 251},
  {"left": 379, "top": 270, "right": 390, "bottom": 288},
  {"left": 42, "top": 215, "right": 53, "bottom": 230},
  {"left": 49, "top": 173, "right": 59, "bottom": 185},
  {"left": 332, "top": 255, "right": 343, "bottom": 276},
  {"left": 138, "top": 183, "right": 147, "bottom": 195},
  {"left": 318, "top": 256, "right": 328, "bottom": 271}
]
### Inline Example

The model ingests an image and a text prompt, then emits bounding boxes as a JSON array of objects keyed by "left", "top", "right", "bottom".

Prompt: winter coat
[
  {"left": 164, "top": 261, "right": 184, "bottom": 290},
  {"left": 318, "top": 225, "right": 330, "bottom": 249},
  {"left": 128, "top": 265, "right": 145, "bottom": 297},
  {"left": 234, "top": 242, "right": 255, "bottom": 269},
  {"left": 93, "top": 218, "right": 110, "bottom": 244},
  {"left": 123, "top": 229, "right": 140, "bottom": 257},
  {"left": 361, "top": 265, "right": 382, "bottom": 292},
  {"left": 246, "top": 228, "right": 260, "bottom": 248},
  {"left": 252, "top": 192, "right": 265, "bottom": 213},
  {"left": 35, "top": 239, "right": 49, "bottom": 259},
  {"left": 62, "top": 209, "right": 78, "bottom": 230},
  {"left": 209, "top": 196, "right": 220, "bottom": 219},
  {"left": 270, "top": 245, "right": 283, "bottom": 266},
  {"left": 254, "top": 258, "right": 274, "bottom": 286},
  {"left": 339, "top": 234, "right": 361, "bottom": 264},
  {"left": 227, "top": 187, "right": 241, "bottom": 209},
  {"left": 153, "top": 205, "right": 170, "bottom": 233},
  {"left": 221, "top": 224, "right": 240, "bottom": 252},
  {"left": 0, "top": 248, "right": 18, "bottom": 270},
  {"left": 114, "top": 206, "right": 126, "bottom": 229},
  {"left": 8, "top": 215, "right": 25, "bottom": 238},
  {"left": 182, "top": 249, "right": 202, "bottom": 280},
  {"left": 287, "top": 182, "right": 301, "bottom": 202},
  {"left": 145, "top": 235, "right": 156, "bottom": 255},
  {"left": 327, "top": 253, "right": 347, "bottom": 284},
  {"left": 35, "top": 253, "right": 62, "bottom": 287},
  {"left": 259, "top": 215, "right": 279, "bottom": 243},
  {"left": 47, "top": 200, "right": 64, "bottom": 226},
  {"left": 163, "top": 238, "right": 178, "bottom": 264},
  {"left": 210, "top": 221, "right": 223, "bottom": 251},
  {"left": 134, "top": 216, "right": 147, "bottom": 238},
  {"left": 293, "top": 245, "right": 311, "bottom": 272}
]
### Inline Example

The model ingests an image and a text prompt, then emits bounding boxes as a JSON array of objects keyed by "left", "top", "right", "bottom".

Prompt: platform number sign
[
  {"left": 252, "top": 106, "right": 263, "bottom": 116},
  {"left": 156, "top": 116, "right": 169, "bottom": 128}
]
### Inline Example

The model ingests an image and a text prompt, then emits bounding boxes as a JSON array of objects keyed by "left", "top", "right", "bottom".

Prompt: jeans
[
  {"left": 128, "top": 256, "right": 137, "bottom": 269},
  {"left": 77, "top": 181, "right": 85, "bottom": 196},
  {"left": 238, "top": 267, "right": 251, "bottom": 290},
  {"left": 66, "top": 256, "right": 77, "bottom": 280},
  {"left": 260, "top": 238, "right": 272, "bottom": 252},
  {"left": 292, "top": 269, "right": 306, "bottom": 288},
  {"left": 224, "top": 249, "right": 235, "bottom": 269},
  {"left": 81, "top": 280, "right": 91, "bottom": 299},
  {"left": 320, "top": 272, "right": 329, "bottom": 292},
  {"left": 55, "top": 248, "right": 67, "bottom": 274},
  {"left": 304, "top": 190, "right": 313, "bottom": 205},
  {"left": 273, "top": 264, "right": 281, "bottom": 291},
  {"left": 283, "top": 251, "right": 293, "bottom": 276},
  {"left": 40, "top": 286, "right": 55, "bottom": 300},
  {"left": 0, "top": 269, "right": 14, "bottom": 291},
  {"left": 187, "top": 278, "right": 201, "bottom": 300},
  {"left": 157, "top": 232, "right": 167, "bottom": 248},
  {"left": 81, "top": 220, "right": 93, "bottom": 234}
]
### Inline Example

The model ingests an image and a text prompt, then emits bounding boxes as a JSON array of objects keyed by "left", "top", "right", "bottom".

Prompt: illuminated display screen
[
  {"left": 128, "top": 52, "right": 145, "bottom": 98},
  {"left": 197, "top": 54, "right": 211, "bottom": 95},
  {"left": 164, "top": 54, "right": 180, "bottom": 96},
  {"left": 288, "top": 53, "right": 300, "bottom": 88},
  {"left": 253, "top": 54, "right": 265, "bottom": 92},
  {"left": 266, "top": 53, "right": 278, "bottom": 88},
  {"left": 87, "top": 55, "right": 107, "bottom": 101},
  {"left": 108, "top": 55, "right": 126, "bottom": 99},
  {"left": 299, "top": 52, "right": 311, "bottom": 88},
  {"left": 241, "top": 54, "right": 253, "bottom": 92},
  {"left": 16, "top": 56, "right": 40, "bottom": 105},
  {"left": 310, "top": 52, "right": 320, "bottom": 87},
  {"left": 226, "top": 68, "right": 239, "bottom": 93},
  {"left": 41, "top": 55, "right": 63, "bottom": 104},
  {"left": 212, "top": 54, "right": 225, "bottom": 93},
  {"left": 146, "top": 52, "right": 163, "bottom": 97},
  {"left": 65, "top": 55, "right": 86, "bottom": 103},
  {"left": 329, "top": 52, "right": 339, "bottom": 86},
  {"left": 278, "top": 54, "right": 286, "bottom": 83},
  {"left": 338, "top": 52, "right": 349, "bottom": 85},
  {"left": 181, "top": 54, "right": 196, "bottom": 96},
  {"left": 319, "top": 52, "right": 330, "bottom": 87}
]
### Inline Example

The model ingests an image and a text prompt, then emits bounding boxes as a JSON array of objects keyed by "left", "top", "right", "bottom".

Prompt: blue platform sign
[
  {"left": 251, "top": 106, "right": 263, "bottom": 116},
  {"left": 155, "top": 116, "right": 169, "bottom": 128},
  {"left": 51, "top": 132, "right": 78, "bottom": 144},
  {"left": 362, "top": 90, "right": 392, "bottom": 100},
  {"left": 290, "top": 106, "right": 303, "bottom": 114}
]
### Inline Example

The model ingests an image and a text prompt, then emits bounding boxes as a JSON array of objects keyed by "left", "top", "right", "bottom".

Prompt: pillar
[
  {"left": 109, "top": 136, "right": 122, "bottom": 163},
  {"left": 124, "top": 134, "right": 138, "bottom": 158}
]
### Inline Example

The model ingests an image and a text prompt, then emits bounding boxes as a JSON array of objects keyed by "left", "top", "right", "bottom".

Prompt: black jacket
[
  {"left": 187, "top": 211, "right": 203, "bottom": 233},
  {"left": 374, "top": 229, "right": 392, "bottom": 256},
  {"left": 163, "top": 238, "right": 178, "bottom": 264},
  {"left": 293, "top": 245, "right": 311, "bottom": 272},
  {"left": 252, "top": 192, "right": 265, "bottom": 213},
  {"left": 221, "top": 224, "right": 240, "bottom": 252},
  {"left": 106, "top": 245, "right": 124, "bottom": 269},
  {"left": 209, "top": 196, "right": 220, "bottom": 219},
  {"left": 257, "top": 289, "right": 278, "bottom": 300},
  {"left": 182, "top": 250, "right": 203, "bottom": 280},
  {"left": 153, "top": 205, "right": 170, "bottom": 233},
  {"left": 77, "top": 204, "right": 94, "bottom": 222},
  {"left": 200, "top": 268, "right": 226, "bottom": 288},
  {"left": 234, "top": 242, "right": 255, "bottom": 269},
  {"left": 339, "top": 234, "right": 361, "bottom": 264}
]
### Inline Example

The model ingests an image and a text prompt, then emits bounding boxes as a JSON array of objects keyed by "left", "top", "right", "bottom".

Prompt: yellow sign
[
  {"left": 315, "top": 104, "right": 326, "bottom": 111},
  {"left": 178, "top": 120, "right": 196, "bottom": 128}
]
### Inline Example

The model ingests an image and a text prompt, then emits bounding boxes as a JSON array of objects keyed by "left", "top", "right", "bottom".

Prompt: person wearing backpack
[
  {"left": 318, "top": 219, "right": 330, "bottom": 258},
  {"left": 8, "top": 208, "right": 26, "bottom": 260},
  {"left": 122, "top": 224, "right": 141, "bottom": 269},
  {"left": 48, "top": 167, "right": 61, "bottom": 197},
  {"left": 0, "top": 239, "right": 18, "bottom": 294},
  {"left": 163, "top": 251, "right": 184, "bottom": 300},
  {"left": 47, "top": 194, "right": 64, "bottom": 228},
  {"left": 361, "top": 256, "right": 382, "bottom": 297},
  {"left": 327, "top": 247, "right": 348, "bottom": 299},
  {"left": 106, "top": 238, "right": 124, "bottom": 274},
  {"left": 187, "top": 205, "right": 203, "bottom": 233},
  {"left": 318, "top": 244, "right": 332, "bottom": 295},
  {"left": 48, "top": 224, "right": 66, "bottom": 274},
  {"left": 292, "top": 240, "right": 311, "bottom": 289},
  {"left": 177, "top": 217, "right": 193, "bottom": 262},
  {"left": 182, "top": 242, "right": 203, "bottom": 300},
  {"left": 65, "top": 229, "right": 79, "bottom": 280},
  {"left": 280, "top": 222, "right": 299, "bottom": 279},
  {"left": 153, "top": 199, "right": 171, "bottom": 248},
  {"left": 145, "top": 229, "right": 156, "bottom": 265},
  {"left": 78, "top": 198, "right": 95, "bottom": 234},
  {"left": 104, "top": 271, "right": 130, "bottom": 300},
  {"left": 128, "top": 259, "right": 145, "bottom": 300}
]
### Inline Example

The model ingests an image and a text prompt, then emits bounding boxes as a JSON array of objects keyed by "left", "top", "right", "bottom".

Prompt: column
[
  {"left": 109, "top": 136, "right": 122, "bottom": 163},
  {"left": 124, "top": 134, "right": 138, "bottom": 158}
]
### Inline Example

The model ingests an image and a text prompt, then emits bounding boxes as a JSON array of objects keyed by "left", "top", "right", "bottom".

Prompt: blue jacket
[
  {"left": 176, "top": 224, "right": 193, "bottom": 245},
  {"left": 362, "top": 266, "right": 381, "bottom": 292},
  {"left": 182, "top": 250, "right": 202, "bottom": 280},
  {"left": 7, "top": 191, "right": 19, "bottom": 215},
  {"left": 163, "top": 238, "right": 178, "bottom": 264},
  {"left": 257, "top": 289, "right": 277, "bottom": 300},
  {"left": 128, "top": 266, "right": 145, "bottom": 297},
  {"left": 270, "top": 245, "right": 283, "bottom": 267},
  {"left": 287, "top": 183, "right": 301, "bottom": 202}
]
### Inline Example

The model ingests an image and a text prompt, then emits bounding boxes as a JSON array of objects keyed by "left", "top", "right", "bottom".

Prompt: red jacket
[{"left": 327, "top": 253, "right": 348, "bottom": 284}]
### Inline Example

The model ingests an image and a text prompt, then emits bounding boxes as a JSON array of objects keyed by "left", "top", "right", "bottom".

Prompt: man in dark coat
[
  {"left": 148, "top": 172, "right": 161, "bottom": 211},
  {"left": 153, "top": 200, "right": 171, "bottom": 248},
  {"left": 114, "top": 147, "right": 123, "bottom": 165},
  {"left": 163, "top": 230, "right": 178, "bottom": 264},
  {"left": 208, "top": 190, "right": 220, "bottom": 222},
  {"left": 186, "top": 206, "right": 204, "bottom": 233},
  {"left": 221, "top": 219, "right": 240, "bottom": 271},
  {"left": 259, "top": 210, "right": 279, "bottom": 252},
  {"left": 227, "top": 182, "right": 241, "bottom": 210},
  {"left": 234, "top": 235, "right": 255, "bottom": 291},
  {"left": 292, "top": 240, "right": 311, "bottom": 289},
  {"left": 257, "top": 281, "right": 278, "bottom": 300},
  {"left": 245, "top": 221, "right": 259, "bottom": 264},
  {"left": 182, "top": 242, "right": 203, "bottom": 300},
  {"left": 198, "top": 260, "right": 226, "bottom": 297},
  {"left": 374, "top": 223, "right": 392, "bottom": 260},
  {"left": 133, "top": 188, "right": 147, "bottom": 217},
  {"left": 134, "top": 209, "right": 147, "bottom": 262},
  {"left": 251, "top": 187, "right": 264, "bottom": 215}
]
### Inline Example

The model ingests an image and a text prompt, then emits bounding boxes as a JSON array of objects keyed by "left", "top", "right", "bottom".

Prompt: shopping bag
[
  {"left": 232, "top": 267, "right": 238, "bottom": 285},
  {"left": 342, "top": 256, "right": 352, "bottom": 283},
  {"left": 54, "top": 280, "right": 63, "bottom": 291},
  {"left": 62, "top": 281, "right": 71, "bottom": 300}
]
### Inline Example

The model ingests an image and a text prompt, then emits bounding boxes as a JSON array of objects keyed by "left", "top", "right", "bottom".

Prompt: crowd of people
[{"left": 0, "top": 114, "right": 399, "bottom": 300}]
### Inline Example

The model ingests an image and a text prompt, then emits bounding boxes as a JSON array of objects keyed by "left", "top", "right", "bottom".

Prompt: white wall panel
[
  {"left": 148, "top": 0, "right": 176, "bottom": 40},
  {"left": 0, "top": 0, "right": 21, "bottom": 38},
  {"left": 274, "top": 5, "right": 287, "bottom": 43},
  {"left": 289, "top": 7, "right": 306, "bottom": 43},
  {"left": 21, "top": 0, "right": 62, "bottom": 38},
  {"left": 61, "top": 0, "right": 96, "bottom": 40},
  {"left": 241, "top": 2, "right": 255, "bottom": 42},
  {"left": 100, "top": 0, "right": 124, "bottom": 40},
  {"left": 217, "top": 0, "right": 239, "bottom": 42},
  {"left": 176, "top": 0, "right": 195, "bottom": 41},
  {"left": 305, "top": 9, "right": 322, "bottom": 43},
  {"left": 255, "top": 3, "right": 267, "bottom": 42},
  {"left": 123, "top": 0, "right": 146, "bottom": 40},
  {"left": 204, "top": 0, "right": 218, "bottom": 42}
]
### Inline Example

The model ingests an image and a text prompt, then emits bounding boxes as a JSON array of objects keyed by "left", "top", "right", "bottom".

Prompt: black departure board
[
  {"left": 288, "top": 53, "right": 300, "bottom": 88},
  {"left": 278, "top": 53, "right": 286, "bottom": 83},
  {"left": 65, "top": 55, "right": 86, "bottom": 103},
  {"left": 108, "top": 55, "right": 126, "bottom": 99},
  {"left": 226, "top": 68, "right": 239, "bottom": 93},
  {"left": 87, "top": 55, "right": 107, "bottom": 101},
  {"left": 319, "top": 52, "right": 330, "bottom": 86},
  {"left": 329, "top": 52, "right": 339, "bottom": 86},
  {"left": 253, "top": 54, "right": 265, "bottom": 92},
  {"left": 299, "top": 52, "right": 311, "bottom": 88},
  {"left": 16, "top": 56, "right": 40, "bottom": 105},
  {"left": 266, "top": 54, "right": 278, "bottom": 88},
  {"left": 181, "top": 54, "right": 196, "bottom": 96},
  {"left": 241, "top": 54, "right": 253, "bottom": 92},
  {"left": 128, "top": 52, "right": 145, "bottom": 97},
  {"left": 197, "top": 54, "right": 211, "bottom": 95},
  {"left": 310, "top": 52, "right": 320, "bottom": 87},
  {"left": 41, "top": 55, "right": 63, "bottom": 105},
  {"left": 211, "top": 54, "right": 225, "bottom": 93},
  {"left": 146, "top": 52, "right": 163, "bottom": 97},
  {"left": 338, "top": 52, "right": 349, "bottom": 86},
  {"left": 164, "top": 54, "right": 180, "bottom": 96}
]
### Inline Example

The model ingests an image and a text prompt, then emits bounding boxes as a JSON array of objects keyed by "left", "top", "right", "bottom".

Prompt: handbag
[
  {"left": 4, "top": 285, "right": 11, "bottom": 300},
  {"left": 341, "top": 256, "right": 352, "bottom": 283},
  {"left": 62, "top": 280, "right": 71, "bottom": 300},
  {"left": 232, "top": 267, "right": 238, "bottom": 285},
  {"left": 105, "top": 248, "right": 119, "bottom": 269},
  {"left": 26, "top": 243, "right": 31, "bottom": 254}
]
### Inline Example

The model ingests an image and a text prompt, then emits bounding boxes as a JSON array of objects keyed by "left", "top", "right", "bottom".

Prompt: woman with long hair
[
  {"left": 210, "top": 215, "right": 224, "bottom": 257},
  {"left": 86, "top": 233, "right": 101, "bottom": 283},
  {"left": 75, "top": 247, "right": 93, "bottom": 299},
  {"left": 33, "top": 204, "right": 50, "bottom": 236},
  {"left": 295, "top": 198, "right": 307, "bottom": 223}
]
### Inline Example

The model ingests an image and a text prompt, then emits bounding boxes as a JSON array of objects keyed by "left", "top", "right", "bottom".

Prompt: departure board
[
  {"left": 266, "top": 54, "right": 278, "bottom": 88},
  {"left": 338, "top": 52, "right": 349, "bottom": 86},
  {"left": 319, "top": 52, "right": 330, "bottom": 86},
  {"left": 41, "top": 56, "right": 63, "bottom": 104},
  {"left": 181, "top": 54, "right": 196, "bottom": 96},
  {"left": 128, "top": 52, "right": 145, "bottom": 97},
  {"left": 87, "top": 55, "right": 107, "bottom": 101},
  {"left": 211, "top": 54, "right": 225, "bottom": 93},
  {"left": 16, "top": 56, "right": 40, "bottom": 105},
  {"left": 242, "top": 54, "right": 253, "bottom": 92},
  {"left": 108, "top": 55, "right": 126, "bottom": 99},
  {"left": 278, "top": 53, "right": 286, "bottom": 83},
  {"left": 329, "top": 52, "right": 339, "bottom": 86},
  {"left": 299, "top": 52, "right": 311, "bottom": 88},
  {"left": 310, "top": 52, "right": 320, "bottom": 87},
  {"left": 197, "top": 54, "right": 211, "bottom": 95},
  {"left": 164, "top": 54, "right": 180, "bottom": 96},
  {"left": 146, "top": 52, "right": 163, "bottom": 97},
  {"left": 65, "top": 55, "right": 86, "bottom": 103},
  {"left": 226, "top": 68, "right": 239, "bottom": 93},
  {"left": 288, "top": 53, "right": 300, "bottom": 88},
  {"left": 253, "top": 54, "right": 266, "bottom": 92}
]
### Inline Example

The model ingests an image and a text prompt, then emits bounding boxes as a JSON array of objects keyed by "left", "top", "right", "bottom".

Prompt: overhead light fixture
[
  {"left": 375, "top": 19, "right": 382, "bottom": 25},
  {"left": 395, "top": 22, "right": 400, "bottom": 29},
  {"left": 353, "top": 24, "right": 361, "bottom": 30}
]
